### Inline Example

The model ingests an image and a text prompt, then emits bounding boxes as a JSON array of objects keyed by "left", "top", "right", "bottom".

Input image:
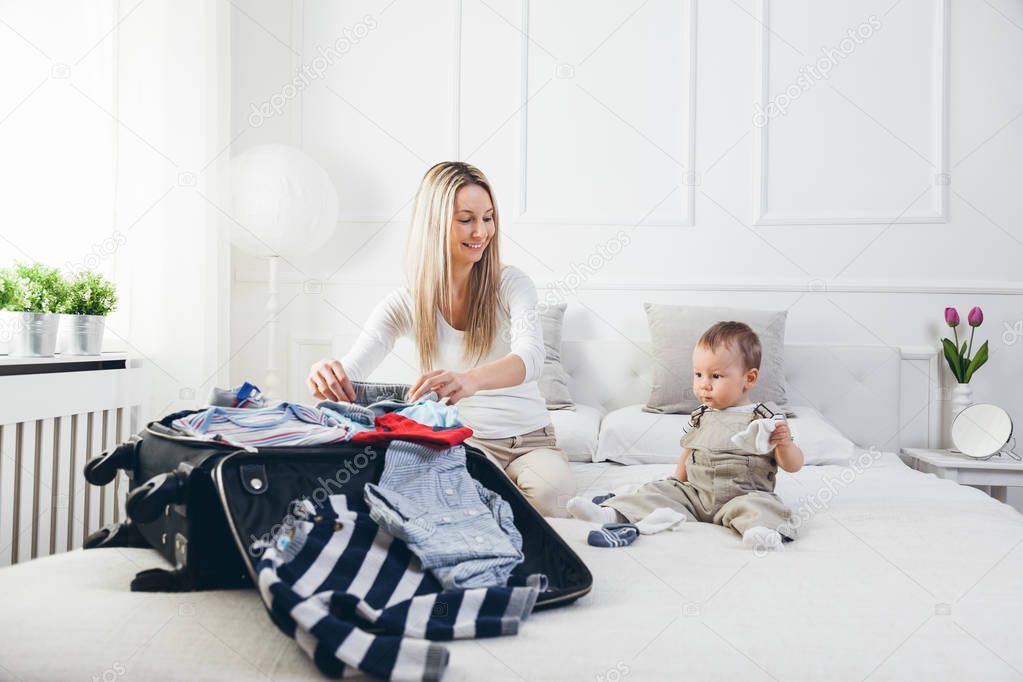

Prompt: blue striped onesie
[{"left": 257, "top": 495, "right": 544, "bottom": 681}]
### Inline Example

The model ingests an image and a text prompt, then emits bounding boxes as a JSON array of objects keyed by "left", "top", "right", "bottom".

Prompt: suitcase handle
[
  {"left": 84, "top": 437, "right": 139, "bottom": 486},
  {"left": 125, "top": 468, "right": 188, "bottom": 523}
]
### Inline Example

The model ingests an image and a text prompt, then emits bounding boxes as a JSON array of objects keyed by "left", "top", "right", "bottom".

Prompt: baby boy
[{"left": 569, "top": 321, "right": 802, "bottom": 550}]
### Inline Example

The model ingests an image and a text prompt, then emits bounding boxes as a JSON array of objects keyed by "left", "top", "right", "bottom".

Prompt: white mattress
[{"left": 2, "top": 452, "right": 1022, "bottom": 681}]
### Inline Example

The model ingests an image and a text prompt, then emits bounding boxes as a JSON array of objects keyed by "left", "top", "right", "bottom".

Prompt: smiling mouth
[{"left": 462, "top": 241, "right": 486, "bottom": 250}]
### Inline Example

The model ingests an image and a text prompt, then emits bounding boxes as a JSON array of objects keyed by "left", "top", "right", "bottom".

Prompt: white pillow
[
  {"left": 549, "top": 403, "right": 601, "bottom": 462},
  {"left": 595, "top": 403, "right": 854, "bottom": 466},
  {"left": 595, "top": 405, "right": 687, "bottom": 465},
  {"left": 786, "top": 404, "right": 856, "bottom": 465}
]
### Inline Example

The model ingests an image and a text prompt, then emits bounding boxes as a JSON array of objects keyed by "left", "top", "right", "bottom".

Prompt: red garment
[{"left": 349, "top": 412, "right": 474, "bottom": 449}]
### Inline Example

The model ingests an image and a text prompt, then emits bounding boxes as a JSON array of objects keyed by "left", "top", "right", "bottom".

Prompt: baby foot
[
  {"left": 567, "top": 496, "right": 622, "bottom": 524},
  {"left": 742, "top": 526, "right": 783, "bottom": 552}
]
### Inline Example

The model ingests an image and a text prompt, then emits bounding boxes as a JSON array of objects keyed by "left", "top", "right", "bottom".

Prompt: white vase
[{"left": 943, "top": 383, "right": 974, "bottom": 449}]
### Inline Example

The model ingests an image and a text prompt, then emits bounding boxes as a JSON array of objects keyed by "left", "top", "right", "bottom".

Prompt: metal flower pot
[
  {"left": 7, "top": 312, "right": 60, "bottom": 357},
  {"left": 58, "top": 314, "right": 106, "bottom": 356}
]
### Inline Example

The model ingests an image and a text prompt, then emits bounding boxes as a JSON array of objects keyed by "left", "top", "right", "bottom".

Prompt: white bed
[
  {"left": 2, "top": 452, "right": 1022, "bottom": 681},
  {"left": 3, "top": 343, "right": 1023, "bottom": 680}
]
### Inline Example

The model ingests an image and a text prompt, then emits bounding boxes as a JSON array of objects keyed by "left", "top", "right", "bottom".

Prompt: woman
[{"left": 307, "top": 161, "right": 576, "bottom": 517}]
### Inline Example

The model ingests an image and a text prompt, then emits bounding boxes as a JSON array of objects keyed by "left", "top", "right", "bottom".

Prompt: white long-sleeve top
[{"left": 340, "top": 264, "right": 550, "bottom": 439}]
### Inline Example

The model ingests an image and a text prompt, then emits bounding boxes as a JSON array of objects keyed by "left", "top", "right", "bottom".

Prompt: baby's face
[{"left": 692, "top": 343, "right": 758, "bottom": 410}]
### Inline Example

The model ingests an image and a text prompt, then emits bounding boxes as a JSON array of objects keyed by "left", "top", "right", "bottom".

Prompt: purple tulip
[
  {"left": 968, "top": 306, "right": 983, "bottom": 327},
  {"left": 945, "top": 307, "right": 960, "bottom": 327}
]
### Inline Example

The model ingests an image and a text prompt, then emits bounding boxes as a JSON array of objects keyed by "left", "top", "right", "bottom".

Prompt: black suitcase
[{"left": 83, "top": 407, "right": 592, "bottom": 609}]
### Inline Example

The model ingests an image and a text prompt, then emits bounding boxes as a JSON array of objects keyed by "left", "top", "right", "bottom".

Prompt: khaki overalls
[{"left": 602, "top": 404, "right": 797, "bottom": 540}]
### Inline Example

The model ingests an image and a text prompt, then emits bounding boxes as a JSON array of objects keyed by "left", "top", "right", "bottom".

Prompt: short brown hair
[{"left": 697, "top": 321, "right": 762, "bottom": 370}]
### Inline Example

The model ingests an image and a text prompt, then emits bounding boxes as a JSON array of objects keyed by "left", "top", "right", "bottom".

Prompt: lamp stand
[{"left": 265, "top": 255, "right": 280, "bottom": 399}]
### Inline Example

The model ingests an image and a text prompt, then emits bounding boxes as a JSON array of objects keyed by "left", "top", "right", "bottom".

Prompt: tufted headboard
[
  {"left": 561, "top": 340, "right": 937, "bottom": 452},
  {"left": 312, "top": 335, "right": 938, "bottom": 452}
]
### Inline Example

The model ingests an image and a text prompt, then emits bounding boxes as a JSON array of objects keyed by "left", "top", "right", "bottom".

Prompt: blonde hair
[{"left": 405, "top": 161, "right": 502, "bottom": 371}]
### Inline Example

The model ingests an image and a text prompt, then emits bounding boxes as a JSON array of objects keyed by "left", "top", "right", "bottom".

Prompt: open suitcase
[{"left": 82, "top": 392, "right": 592, "bottom": 610}]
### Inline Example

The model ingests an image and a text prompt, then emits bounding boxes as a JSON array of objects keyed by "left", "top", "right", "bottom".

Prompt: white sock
[
  {"left": 730, "top": 417, "right": 779, "bottom": 454},
  {"left": 634, "top": 507, "right": 686, "bottom": 535},
  {"left": 567, "top": 497, "right": 622, "bottom": 524},
  {"left": 742, "top": 526, "right": 782, "bottom": 551}
]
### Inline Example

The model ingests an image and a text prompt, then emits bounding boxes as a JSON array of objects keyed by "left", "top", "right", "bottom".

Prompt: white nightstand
[{"left": 899, "top": 448, "right": 1023, "bottom": 503}]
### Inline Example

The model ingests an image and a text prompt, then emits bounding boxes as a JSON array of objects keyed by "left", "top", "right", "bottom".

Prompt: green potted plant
[
  {"left": 2, "top": 262, "right": 67, "bottom": 357},
  {"left": 57, "top": 270, "right": 118, "bottom": 356}
]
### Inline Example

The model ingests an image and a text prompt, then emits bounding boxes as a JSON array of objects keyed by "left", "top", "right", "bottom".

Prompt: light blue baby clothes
[
  {"left": 363, "top": 440, "right": 524, "bottom": 590},
  {"left": 396, "top": 399, "right": 463, "bottom": 429},
  {"left": 318, "top": 391, "right": 463, "bottom": 431}
]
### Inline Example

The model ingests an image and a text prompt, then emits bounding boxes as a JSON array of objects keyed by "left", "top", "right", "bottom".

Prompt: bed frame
[
  {"left": 559, "top": 340, "right": 941, "bottom": 452},
  {"left": 300, "top": 335, "right": 942, "bottom": 453}
]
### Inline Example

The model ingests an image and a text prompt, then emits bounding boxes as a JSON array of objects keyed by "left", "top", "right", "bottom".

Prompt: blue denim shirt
[{"left": 363, "top": 440, "right": 524, "bottom": 590}]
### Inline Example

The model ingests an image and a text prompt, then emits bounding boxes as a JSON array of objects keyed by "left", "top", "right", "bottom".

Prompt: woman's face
[{"left": 448, "top": 184, "right": 495, "bottom": 268}]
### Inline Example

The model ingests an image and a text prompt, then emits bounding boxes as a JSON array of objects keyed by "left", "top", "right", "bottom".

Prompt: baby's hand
[{"left": 769, "top": 421, "right": 793, "bottom": 446}]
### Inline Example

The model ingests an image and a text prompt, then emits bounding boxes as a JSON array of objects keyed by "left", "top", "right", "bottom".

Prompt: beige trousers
[
  {"left": 604, "top": 408, "right": 797, "bottom": 539},
  {"left": 464, "top": 424, "right": 576, "bottom": 518},
  {"left": 603, "top": 476, "right": 796, "bottom": 539}
]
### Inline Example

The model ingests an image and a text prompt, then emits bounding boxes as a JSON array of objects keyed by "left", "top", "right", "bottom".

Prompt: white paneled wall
[
  {"left": 753, "top": 0, "right": 949, "bottom": 224},
  {"left": 227, "top": 0, "right": 1023, "bottom": 510},
  {"left": 517, "top": 0, "right": 697, "bottom": 226}
]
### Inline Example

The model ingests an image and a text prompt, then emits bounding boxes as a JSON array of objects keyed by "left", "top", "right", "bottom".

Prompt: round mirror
[{"left": 951, "top": 403, "right": 1013, "bottom": 458}]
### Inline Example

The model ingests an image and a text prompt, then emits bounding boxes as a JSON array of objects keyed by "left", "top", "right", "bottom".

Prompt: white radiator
[{"left": 0, "top": 355, "right": 143, "bottom": 567}]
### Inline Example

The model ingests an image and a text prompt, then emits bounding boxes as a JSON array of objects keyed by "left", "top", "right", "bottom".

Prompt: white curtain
[
  {"left": 0, "top": 0, "right": 119, "bottom": 276},
  {"left": 0, "top": 0, "right": 232, "bottom": 421},
  {"left": 111, "top": 0, "right": 232, "bottom": 421}
]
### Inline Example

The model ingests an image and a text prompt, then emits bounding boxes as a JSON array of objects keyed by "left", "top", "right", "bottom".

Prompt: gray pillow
[
  {"left": 538, "top": 302, "right": 575, "bottom": 410},
  {"left": 642, "top": 303, "right": 787, "bottom": 414}
]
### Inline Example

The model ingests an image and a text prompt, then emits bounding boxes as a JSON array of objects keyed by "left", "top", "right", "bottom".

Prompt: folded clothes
[
  {"left": 362, "top": 391, "right": 462, "bottom": 427},
  {"left": 176, "top": 387, "right": 472, "bottom": 450},
  {"left": 350, "top": 380, "right": 413, "bottom": 406},
  {"left": 257, "top": 495, "right": 542, "bottom": 682},
  {"left": 318, "top": 390, "right": 463, "bottom": 438},
  {"left": 364, "top": 394, "right": 432, "bottom": 418},
  {"left": 364, "top": 440, "right": 527, "bottom": 589},
  {"left": 349, "top": 413, "right": 474, "bottom": 450},
  {"left": 316, "top": 400, "right": 377, "bottom": 435},
  {"left": 396, "top": 398, "right": 463, "bottom": 429},
  {"left": 172, "top": 402, "right": 352, "bottom": 447}
]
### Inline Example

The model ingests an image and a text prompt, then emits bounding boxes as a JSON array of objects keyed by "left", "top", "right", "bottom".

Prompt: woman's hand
[
  {"left": 307, "top": 359, "right": 356, "bottom": 402},
  {"left": 409, "top": 368, "right": 480, "bottom": 404}
]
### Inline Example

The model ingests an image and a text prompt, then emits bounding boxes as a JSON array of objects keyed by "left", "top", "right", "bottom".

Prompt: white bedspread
[{"left": 2, "top": 452, "right": 1022, "bottom": 681}]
